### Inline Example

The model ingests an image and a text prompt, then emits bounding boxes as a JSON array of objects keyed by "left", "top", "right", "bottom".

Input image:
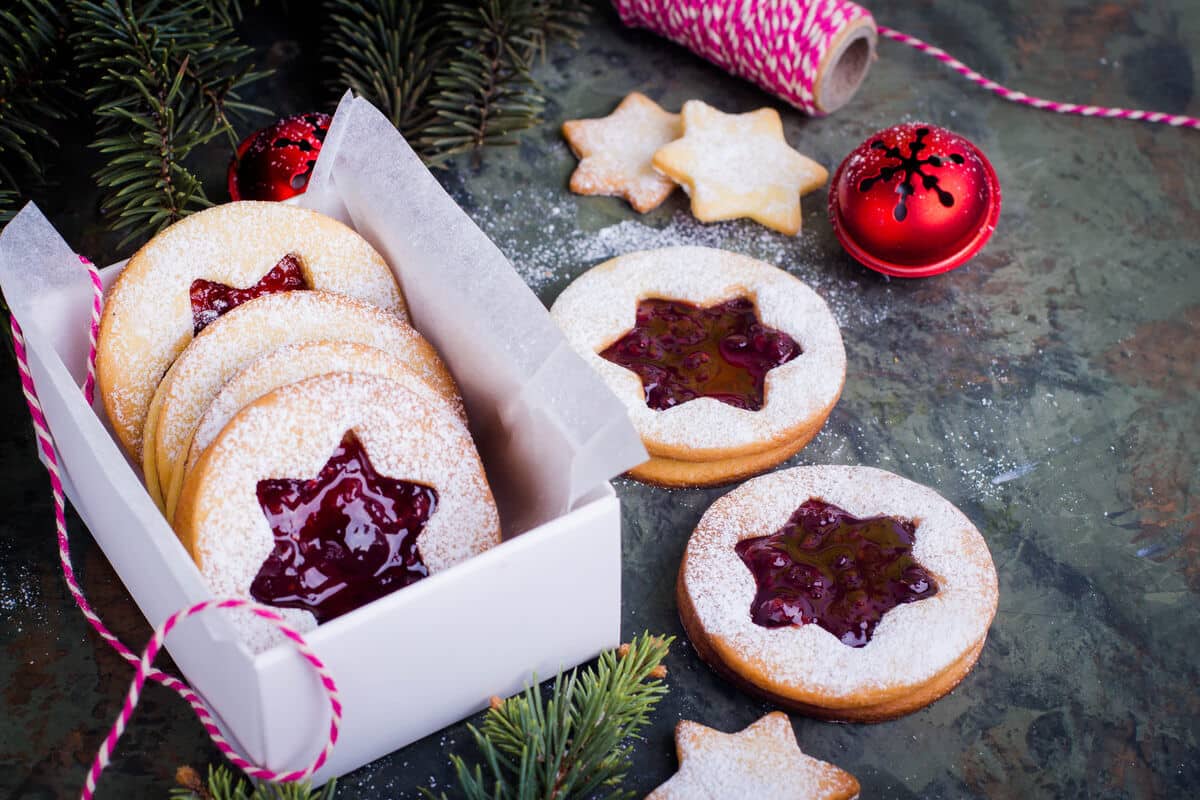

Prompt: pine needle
[
  {"left": 323, "top": 0, "right": 450, "bottom": 142},
  {"left": 424, "top": 632, "right": 673, "bottom": 800},
  {"left": 0, "top": 0, "right": 71, "bottom": 222},
  {"left": 70, "top": 0, "right": 272, "bottom": 249},
  {"left": 170, "top": 763, "right": 336, "bottom": 800},
  {"left": 420, "top": 0, "right": 547, "bottom": 166},
  {"left": 324, "top": 0, "right": 588, "bottom": 167}
]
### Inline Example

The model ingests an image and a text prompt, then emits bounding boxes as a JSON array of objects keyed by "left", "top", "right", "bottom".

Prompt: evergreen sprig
[
  {"left": 0, "top": 0, "right": 72, "bottom": 222},
  {"left": 70, "top": 0, "right": 271, "bottom": 247},
  {"left": 324, "top": 0, "right": 587, "bottom": 166},
  {"left": 0, "top": 190, "right": 17, "bottom": 225},
  {"left": 323, "top": 0, "right": 449, "bottom": 143},
  {"left": 426, "top": 633, "right": 673, "bottom": 800},
  {"left": 170, "top": 764, "right": 336, "bottom": 800},
  {"left": 420, "top": 0, "right": 548, "bottom": 165},
  {"left": 522, "top": 0, "right": 589, "bottom": 62}
]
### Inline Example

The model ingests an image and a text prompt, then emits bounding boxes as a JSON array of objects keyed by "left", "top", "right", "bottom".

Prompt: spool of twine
[
  {"left": 612, "top": 0, "right": 878, "bottom": 115},
  {"left": 612, "top": 0, "right": 1200, "bottom": 129}
]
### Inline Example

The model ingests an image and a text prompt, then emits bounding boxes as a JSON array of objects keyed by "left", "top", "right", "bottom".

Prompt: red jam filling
[
  {"left": 735, "top": 499, "right": 938, "bottom": 647},
  {"left": 189, "top": 253, "right": 308, "bottom": 334},
  {"left": 250, "top": 433, "right": 437, "bottom": 624},
  {"left": 598, "top": 298, "right": 800, "bottom": 411}
]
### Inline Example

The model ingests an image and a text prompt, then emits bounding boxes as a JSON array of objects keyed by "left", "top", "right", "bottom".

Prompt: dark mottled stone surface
[{"left": 2, "top": 1, "right": 1199, "bottom": 797}]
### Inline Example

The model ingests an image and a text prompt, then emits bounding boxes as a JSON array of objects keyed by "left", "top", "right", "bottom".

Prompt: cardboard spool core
[{"left": 815, "top": 18, "right": 877, "bottom": 114}]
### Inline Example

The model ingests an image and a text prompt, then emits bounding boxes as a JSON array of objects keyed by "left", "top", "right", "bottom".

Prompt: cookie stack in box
[{"left": 96, "top": 201, "right": 499, "bottom": 649}]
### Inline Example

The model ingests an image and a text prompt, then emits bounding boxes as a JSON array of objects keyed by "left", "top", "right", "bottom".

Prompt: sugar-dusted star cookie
[
  {"left": 646, "top": 712, "right": 860, "bottom": 800},
  {"left": 562, "top": 92, "right": 682, "bottom": 213},
  {"left": 652, "top": 100, "right": 829, "bottom": 235}
]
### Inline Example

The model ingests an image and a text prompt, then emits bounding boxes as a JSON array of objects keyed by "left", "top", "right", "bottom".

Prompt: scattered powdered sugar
[
  {"left": 682, "top": 465, "right": 997, "bottom": 699},
  {"left": 178, "top": 372, "right": 499, "bottom": 652},
  {"left": 467, "top": 185, "right": 891, "bottom": 332},
  {"left": 549, "top": 247, "right": 845, "bottom": 453},
  {"left": 648, "top": 713, "right": 858, "bottom": 800},
  {"left": 0, "top": 561, "right": 41, "bottom": 618}
]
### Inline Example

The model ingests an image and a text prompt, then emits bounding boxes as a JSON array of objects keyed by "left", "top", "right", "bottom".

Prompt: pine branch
[
  {"left": 419, "top": 0, "right": 587, "bottom": 166},
  {"left": 323, "top": 0, "right": 587, "bottom": 167},
  {"left": 208, "top": 0, "right": 254, "bottom": 28},
  {"left": 420, "top": 0, "right": 545, "bottom": 166},
  {"left": 323, "top": 0, "right": 450, "bottom": 142},
  {"left": 0, "top": 187, "right": 18, "bottom": 227},
  {"left": 525, "top": 0, "right": 589, "bottom": 63},
  {"left": 0, "top": 0, "right": 72, "bottom": 222},
  {"left": 424, "top": 633, "right": 673, "bottom": 800},
  {"left": 71, "top": 0, "right": 271, "bottom": 249},
  {"left": 171, "top": 764, "right": 337, "bottom": 800}
]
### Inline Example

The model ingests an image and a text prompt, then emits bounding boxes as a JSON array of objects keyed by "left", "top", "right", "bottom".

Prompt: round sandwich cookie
[
  {"left": 97, "top": 201, "right": 406, "bottom": 459},
  {"left": 550, "top": 246, "right": 845, "bottom": 487},
  {"left": 678, "top": 465, "right": 998, "bottom": 722},
  {"left": 175, "top": 372, "right": 500, "bottom": 652},
  {"left": 145, "top": 290, "right": 457, "bottom": 521},
  {"left": 184, "top": 340, "right": 467, "bottom": 480}
]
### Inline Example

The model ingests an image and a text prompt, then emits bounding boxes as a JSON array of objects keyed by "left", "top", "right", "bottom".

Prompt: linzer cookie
[
  {"left": 562, "top": 92, "right": 682, "bottom": 213},
  {"left": 678, "top": 465, "right": 998, "bottom": 721},
  {"left": 652, "top": 100, "right": 828, "bottom": 234},
  {"left": 184, "top": 340, "right": 466, "bottom": 480},
  {"left": 145, "top": 290, "right": 457, "bottom": 521},
  {"left": 647, "top": 712, "right": 859, "bottom": 800},
  {"left": 175, "top": 372, "right": 500, "bottom": 651},
  {"left": 97, "top": 201, "right": 406, "bottom": 458},
  {"left": 550, "top": 246, "right": 844, "bottom": 487}
]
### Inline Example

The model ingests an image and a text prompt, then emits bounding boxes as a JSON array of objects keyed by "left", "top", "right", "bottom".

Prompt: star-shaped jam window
[
  {"left": 646, "top": 712, "right": 860, "bottom": 800},
  {"left": 562, "top": 91, "right": 682, "bottom": 213},
  {"left": 652, "top": 100, "right": 828, "bottom": 235},
  {"left": 189, "top": 252, "right": 308, "bottom": 334},
  {"left": 736, "top": 499, "right": 938, "bottom": 647},
  {"left": 250, "top": 432, "right": 438, "bottom": 623},
  {"left": 599, "top": 297, "right": 800, "bottom": 412}
]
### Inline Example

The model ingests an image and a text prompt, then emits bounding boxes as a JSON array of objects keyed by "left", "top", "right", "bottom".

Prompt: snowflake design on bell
[{"left": 858, "top": 126, "right": 967, "bottom": 221}]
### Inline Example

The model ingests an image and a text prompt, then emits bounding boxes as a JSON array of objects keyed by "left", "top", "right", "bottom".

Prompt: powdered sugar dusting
[
  {"left": 550, "top": 247, "right": 845, "bottom": 454},
  {"left": 97, "top": 201, "right": 405, "bottom": 456},
  {"left": 648, "top": 713, "right": 859, "bottom": 800},
  {"left": 683, "top": 465, "right": 997, "bottom": 699},
  {"left": 187, "top": 340, "right": 467, "bottom": 476},
  {"left": 179, "top": 372, "right": 499, "bottom": 652},
  {"left": 152, "top": 290, "right": 455, "bottom": 504}
]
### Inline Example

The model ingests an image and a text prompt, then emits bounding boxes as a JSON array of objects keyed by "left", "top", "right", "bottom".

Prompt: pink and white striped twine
[
  {"left": 613, "top": 0, "right": 1200, "bottom": 129},
  {"left": 10, "top": 1, "right": 1196, "bottom": 793},
  {"left": 10, "top": 257, "right": 341, "bottom": 799}
]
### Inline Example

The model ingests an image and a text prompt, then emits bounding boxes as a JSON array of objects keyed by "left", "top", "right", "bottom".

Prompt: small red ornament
[
  {"left": 829, "top": 122, "right": 1000, "bottom": 278},
  {"left": 227, "top": 112, "right": 332, "bottom": 202}
]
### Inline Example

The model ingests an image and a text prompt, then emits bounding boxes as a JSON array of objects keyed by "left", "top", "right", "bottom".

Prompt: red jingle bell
[
  {"left": 829, "top": 123, "right": 1000, "bottom": 278},
  {"left": 228, "top": 112, "right": 332, "bottom": 202}
]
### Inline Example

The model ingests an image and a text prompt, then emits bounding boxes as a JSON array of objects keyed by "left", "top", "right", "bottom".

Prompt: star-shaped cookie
[
  {"left": 646, "top": 712, "right": 860, "bottom": 800},
  {"left": 652, "top": 100, "right": 829, "bottom": 235},
  {"left": 562, "top": 92, "right": 682, "bottom": 213}
]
